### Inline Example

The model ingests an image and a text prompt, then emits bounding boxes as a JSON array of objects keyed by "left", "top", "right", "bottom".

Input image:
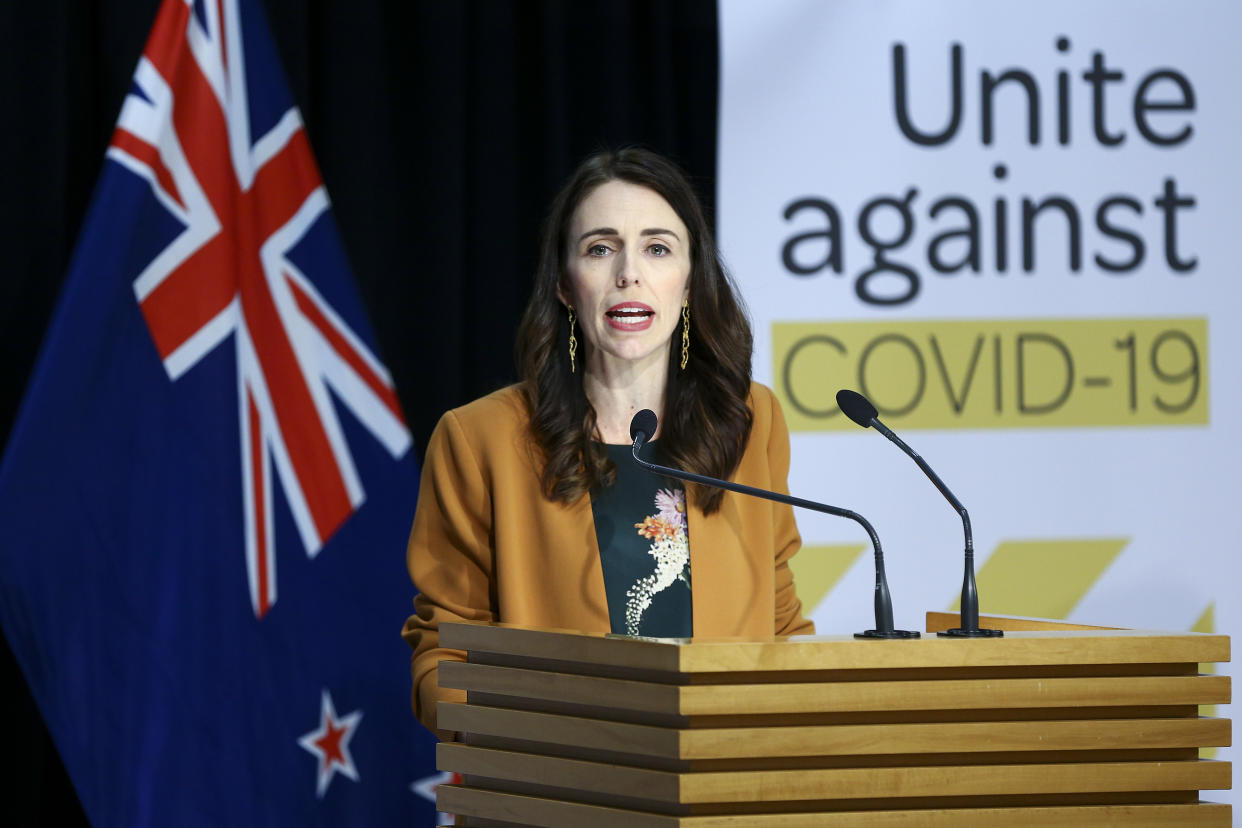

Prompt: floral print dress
[{"left": 591, "top": 443, "right": 692, "bottom": 638}]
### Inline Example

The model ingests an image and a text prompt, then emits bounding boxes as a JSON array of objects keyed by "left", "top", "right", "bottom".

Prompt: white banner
[{"left": 720, "top": 0, "right": 1238, "bottom": 794}]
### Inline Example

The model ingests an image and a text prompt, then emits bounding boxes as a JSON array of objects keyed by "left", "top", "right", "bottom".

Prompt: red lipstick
[{"left": 605, "top": 302, "right": 655, "bottom": 331}]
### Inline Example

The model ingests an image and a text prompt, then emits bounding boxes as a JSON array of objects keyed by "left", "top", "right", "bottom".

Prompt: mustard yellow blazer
[{"left": 402, "top": 382, "right": 814, "bottom": 736}]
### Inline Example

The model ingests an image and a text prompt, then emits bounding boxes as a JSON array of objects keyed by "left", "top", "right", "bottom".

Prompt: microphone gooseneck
[
  {"left": 834, "top": 390, "right": 1001, "bottom": 638},
  {"left": 628, "top": 410, "right": 917, "bottom": 639}
]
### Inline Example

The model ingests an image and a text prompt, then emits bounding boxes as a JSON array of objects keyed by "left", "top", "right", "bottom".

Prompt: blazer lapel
[
  {"left": 687, "top": 490, "right": 766, "bottom": 637},
  {"left": 545, "top": 491, "right": 611, "bottom": 633}
]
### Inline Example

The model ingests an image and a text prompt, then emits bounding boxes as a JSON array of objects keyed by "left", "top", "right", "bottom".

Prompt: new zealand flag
[{"left": 0, "top": 0, "right": 441, "bottom": 823}]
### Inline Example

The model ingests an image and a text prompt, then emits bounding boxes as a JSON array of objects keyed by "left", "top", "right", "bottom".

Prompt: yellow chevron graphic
[
  {"left": 1193, "top": 603, "right": 1217, "bottom": 759},
  {"left": 790, "top": 544, "right": 865, "bottom": 613},
  {"left": 951, "top": 538, "right": 1127, "bottom": 618}
]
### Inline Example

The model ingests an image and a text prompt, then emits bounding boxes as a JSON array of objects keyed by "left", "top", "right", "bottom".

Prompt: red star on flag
[{"left": 297, "top": 689, "right": 363, "bottom": 798}]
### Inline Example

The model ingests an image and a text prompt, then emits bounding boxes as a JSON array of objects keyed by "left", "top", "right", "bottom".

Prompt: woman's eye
[
  {"left": 649, "top": 243, "right": 670, "bottom": 256},
  {"left": 588, "top": 244, "right": 611, "bottom": 257}
]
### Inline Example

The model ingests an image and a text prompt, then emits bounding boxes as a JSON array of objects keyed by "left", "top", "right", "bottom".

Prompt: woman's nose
[{"left": 615, "top": 250, "right": 639, "bottom": 287}]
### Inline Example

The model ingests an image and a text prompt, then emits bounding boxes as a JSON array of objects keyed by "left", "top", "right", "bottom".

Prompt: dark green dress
[{"left": 591, "top": 442, "right": 693, "bottom": 638}]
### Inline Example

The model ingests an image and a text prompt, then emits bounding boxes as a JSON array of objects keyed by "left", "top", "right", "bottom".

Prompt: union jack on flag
[
  {"left": 0, "top": 0, "right": 438, "bottom": 824},
  {"left": 111, "top": 0, "right": 411, "bottom": 618}
]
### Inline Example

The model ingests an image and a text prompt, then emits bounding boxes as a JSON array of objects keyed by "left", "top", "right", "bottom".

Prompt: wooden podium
[{"left": 434, "top": 614, "right": 1232, "bottom": 826}]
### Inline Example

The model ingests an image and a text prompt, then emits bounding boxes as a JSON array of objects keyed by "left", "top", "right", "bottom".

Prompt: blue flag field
[{"left": 0, "top": 0, "right": 441, "bottom": 823}]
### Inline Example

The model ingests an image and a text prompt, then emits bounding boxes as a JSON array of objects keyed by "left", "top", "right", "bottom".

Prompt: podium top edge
[{"left": 439, "top": 621, "right": 1230, "bottom": 673}]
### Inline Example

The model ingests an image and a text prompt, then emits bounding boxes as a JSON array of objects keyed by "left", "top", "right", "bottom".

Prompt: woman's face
[{"left": 559, "top": 180, "right": 691, "bottom": 374}]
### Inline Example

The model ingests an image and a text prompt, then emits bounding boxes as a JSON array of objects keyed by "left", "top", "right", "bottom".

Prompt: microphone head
[
  {"left": 630, "top": 409, "right": 658, "bottom": 442},
  {"left": 836, "top": 389, "right": 878, "bottom": 428}
]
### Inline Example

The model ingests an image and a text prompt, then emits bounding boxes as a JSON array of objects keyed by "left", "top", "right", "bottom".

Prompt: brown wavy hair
[{"left": 514, "top": 148, "right": 753, "bottom": 514}]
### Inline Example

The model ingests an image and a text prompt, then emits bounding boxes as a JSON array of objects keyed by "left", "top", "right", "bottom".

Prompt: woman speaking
[{"left": 402, "top": 148, "right": 813, "bottom": 738}]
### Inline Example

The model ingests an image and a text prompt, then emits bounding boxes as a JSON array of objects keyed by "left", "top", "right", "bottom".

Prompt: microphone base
[
  {"left": 855, "top": 629, "right": 921, "bottom": 639},
  {"left": 937, "top": 627, "right": 1004, "bottom": 638}
]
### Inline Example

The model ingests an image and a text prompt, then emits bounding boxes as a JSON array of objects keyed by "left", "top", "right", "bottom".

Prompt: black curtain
[{"left": 0, "top": 1, "right": 718, "bottom": 822}]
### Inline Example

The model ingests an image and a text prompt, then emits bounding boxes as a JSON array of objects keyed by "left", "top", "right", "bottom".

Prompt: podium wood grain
[
  {"left": 435, "top": 615, "right": 1232, "bottom": 826},
  {"left": 439, "top": 662, "right": 1228, "bottom": 716},
  {"left": 439, "top": 703, "right": 1227, "bottom": 758},
  {"left": 436, "top": 786, "right": 1232, "bottom": 827}
]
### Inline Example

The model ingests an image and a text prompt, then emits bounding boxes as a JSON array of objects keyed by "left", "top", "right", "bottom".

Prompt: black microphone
[
  {"left": 628, "top": 410, "right": 917, "bottom": 640},
  {"left": 835, "top": 389, "right": 1001, "bottom": 638},
  {"left": 629, "top": 408, "right": 658, "bottom": 447}
]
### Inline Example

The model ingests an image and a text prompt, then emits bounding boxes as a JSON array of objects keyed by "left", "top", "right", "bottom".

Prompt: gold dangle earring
[
  {"left": 567, "top": 306, "right": 578, "bottom": 373},
  {"left": 680, "top": 301, "right": 690, "bottom": 370}
]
